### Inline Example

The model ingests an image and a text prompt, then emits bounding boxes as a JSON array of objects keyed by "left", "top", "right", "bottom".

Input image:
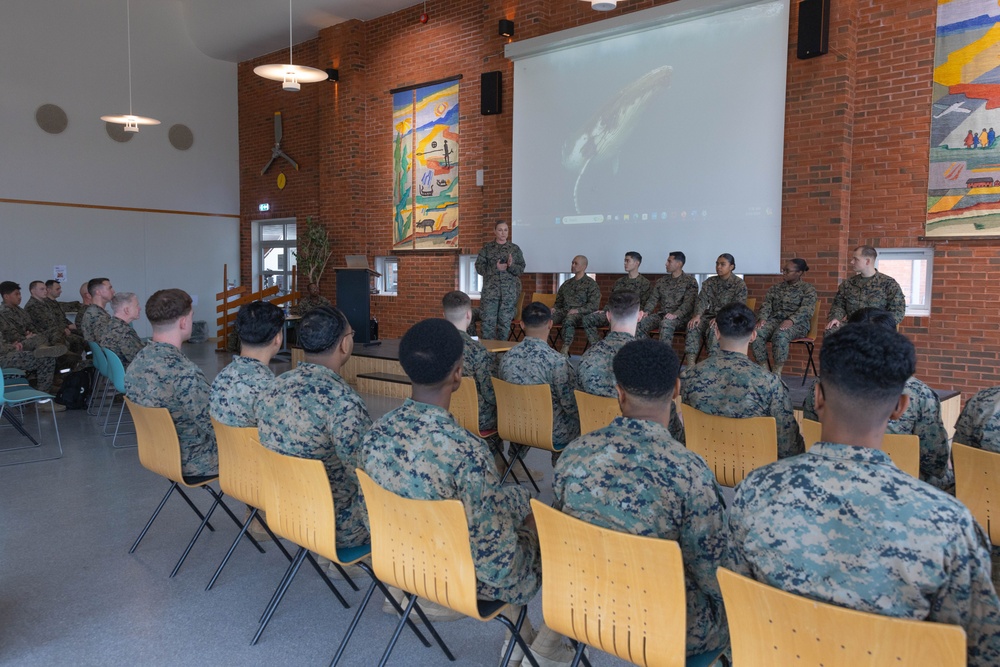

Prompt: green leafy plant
[{"left": 293, "top": 217, "right": 332, "bottom": 286}]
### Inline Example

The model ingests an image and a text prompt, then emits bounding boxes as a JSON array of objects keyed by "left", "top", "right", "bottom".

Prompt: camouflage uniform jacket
[
  {"left": 554, "top": 275, "right": 601, "bottom": 314},
  {"left": 257, "top": 362, "right": 371, "bottom": 548},
  {"left": 757, "top": 280, "right": 817, "bottom": 330},
  {"left": 693, "top": 275, "right": 748, "bottom": 320},
  {"left": 362, "top": 399, "right": 539, "bottom": 605},
  {"left": 294, "top": 294, "right": 331, "bottom": 316},
  {"left": 955, "top": 386, "right": 1000, "bottom": 453},
  {"left": 25, "top": 296, "right": 68, "bottom": 338},
  {"left": 681, "top": 350, "right": 803, "bottom": 458},
  {"left": 124, "top": 341, "right": 218, "bottom": 476},
  {"left": 643, "top": 272, "right": 698, "bottom": 321},
  {"left": 828, "top": 271, "right": 906, "bottom": 324},
  {"left": 100, "top": 317, "right": 145, "bottom": 367},
  {"left": 0, "top": 304, "right": 35, "bottom": 343},
  {"left": 460, "top": 330, "right": 498, "bottom": 431},
  {"left": 475, "top": 241, "right": 526, "bottom": 292},
  {"left": 610, "top": 274, "right": 652, "bottom": 307},
  {"left": 729, "top": 442, "right": 1000, "bottom": 667},
  {"left": 802, "top": 376, "right": 953, "bottom": 490},
  {"left": 209, "top": 355, "right": 275, "bottom": 428},
  {"left": 553, "top": 417, "right": 732, "bottom": 655},
  {"left": 79, "top": 303, "right": 113, "bottom": 342},
  {"left": 499, "top": 336, "right": 580, "bottom": 447}
]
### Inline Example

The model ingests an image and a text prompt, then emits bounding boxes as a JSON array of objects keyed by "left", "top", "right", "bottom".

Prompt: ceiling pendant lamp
[
  {"left": 590, "top": 0, "right": 618, "bottom": 10},
  {"left": 100, "top": 0, "right": 160, "bottom": 132},
  {"left": 254, "top": 0, "right": 327, "bottom": 92}
]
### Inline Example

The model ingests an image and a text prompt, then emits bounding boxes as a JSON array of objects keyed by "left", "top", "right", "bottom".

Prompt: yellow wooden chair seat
[
  {"left": 801, "top": 418, "right": 920, "bottom": 478},
  {"left": 953, "top": 442, "right": 1000, "bottom": 546},
  {"left": 450, "top": 376, "right": 497, "bottom": 438},
  {"left": 493, "top": 378, "right": 558, "bottom": 492},
  {"left": 574, "top": 390, "right": 622, "bottom": 436},
  {"left": 680, "top": 403, "right": 777, "bottom": 486}
]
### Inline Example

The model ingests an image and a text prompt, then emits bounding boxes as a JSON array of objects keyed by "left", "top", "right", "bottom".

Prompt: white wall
[{"left": 0, "top": 0, "right": 239, "bottom": 335}]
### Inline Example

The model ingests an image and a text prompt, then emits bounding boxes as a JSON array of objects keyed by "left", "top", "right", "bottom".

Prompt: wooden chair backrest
[
  {"left": 574, "top": 390, "right": 622, "bottom": 436},
  {"left": 531, "top": 292, "right": 557, "bottom": 309},
  {"left": 804, "top": 302, "right": 821, "bottom": 340},
  {"left": 717, "top": 567, "right": 966, "bottom": 667},
  {"left": 356, "top": 469, "right": 481, "bottom": 619},
  {"left": 259, "top": 445, "right": 339, "bottom": 562},
  {"left": 953, "top": 442, "right": 1000, "bottom": 546},
  {"left": 449, "top": 376, "right": 481, "bottom": 435},
  {"left": 493, "top": 378, "right": 555, "bottom": 451},
  {"left": 125, "top": 398, "right": 187, "bottom": 485},
  {"left": 531, "top": 500, "right": 687, "bottom": 667},
  {"left": 801, "top": 419, "right": 920, "bottom": 478},
  {"left": 745, "top": 297, "right": 756, "bottom": 312},
  {"left": 212, "top": 419, "right": 266, "bottom": 510},
  {"left": 510, "top": 291, "right": 527, "bottom": 323},
  {"left": 680, "top": 403, "right": 777, "bottom": 486}
]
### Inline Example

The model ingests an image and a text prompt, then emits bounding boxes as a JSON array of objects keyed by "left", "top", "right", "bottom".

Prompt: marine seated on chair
[
  {"left": 361, "top": 318, "right": 575, "bottom": 667},
  {"left": 100, "top": 292, "right": 146, "bottom": 367}
]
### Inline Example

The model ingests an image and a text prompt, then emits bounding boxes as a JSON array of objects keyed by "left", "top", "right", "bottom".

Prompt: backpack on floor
[{"left": 54, "top": 368, "right": 93, "bottom": 410}]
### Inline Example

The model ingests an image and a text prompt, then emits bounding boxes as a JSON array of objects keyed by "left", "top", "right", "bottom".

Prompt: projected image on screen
[{"left": 509, "top": 0, "right": 789, "bottom": 274}]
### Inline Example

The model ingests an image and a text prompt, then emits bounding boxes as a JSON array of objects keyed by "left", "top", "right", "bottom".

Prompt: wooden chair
[
  {"left": 450, "top": 376, "right": 497, "bottom": 439},
  {"left": 531, "top": 500, "right": 729, "bottom": 667},
  {"left": 205, "top": 420, "right": 294, "bottom": 591},
  {"left": 680, "top": 404, "right": 776, "bottom": 486},
  {"left": 352, "top": 469, "right": 538, "bottom": 667},
  {"left": 745, "top": 297, "right": 756, "bottom": 311},
  {"left": 507, "top": 291, "right": 528, "bottom": 341},
  {"left": 125, "top": 398, "right": 255, "bottom": 578},
  {"left": 716, "top": 567, "right": 966, "bottom": 667},
  {"left": 493, "top": 378, "right": 562, "bottom": 492},
  {"left": 801, "top": 419, "right": 920, "bottom": 478},
  {"left": 574, "top": 390, "right": 621, "bottom": 436},
  {"left": 953, "top": 442, "right": 1000, "bottom": 546},
  {"left": 789, "top": 302, "right": 820, "bottom": 385}
]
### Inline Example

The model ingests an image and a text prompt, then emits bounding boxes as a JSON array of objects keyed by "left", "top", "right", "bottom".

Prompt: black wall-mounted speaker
[
  {"left": 481, "top": 71, "right": 502, "bottom": 115},
  {"left": 797, "top": 0, "right": 830, "bottom": 60}
]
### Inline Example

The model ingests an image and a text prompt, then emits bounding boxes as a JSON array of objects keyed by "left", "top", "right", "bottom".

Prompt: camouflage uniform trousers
[
  {"left": 581, "top": 310, "right": 612, "bottom": 344},
  {"left": 749, "top": 319, "right": 810, "bottom": 366},
  {"left": 479, "top": 284, "right": 520, "bottom": 341},
  {"left": 1, "top": 349, "right": 57, "bottom": 393},
  {"left": 551, "top": 309, "right": 588, "bottom": 348},
  {"left": 684, "top": 318, "right": 721, "bottom": 359},
  {"left": 637, "top": 313, "right": 686, "bottom": 341}
]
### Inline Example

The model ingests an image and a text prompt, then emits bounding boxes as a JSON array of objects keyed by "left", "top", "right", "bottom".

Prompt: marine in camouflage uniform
[
  {"left": 552, "top": 274, "right": 601, "bottom": 350},
  {"left": 801, "top": 376, "right": 953, "bottom": 490},
  {"left": 750, "top": 279, "right": 817, "bottom": 368},
  {"left": 0, "top": 303, "right": 58, "bottom": 351},
  {"left": 729, "top": 442, "right": 1000, "bottom": 667},
  {"left": 293, "top": 293, "right": 332, "bottom": 316},
  {"left": 684, "top": 275, "right": 747, "bottom": 360},
  {"left": 24, "top": 296, "right": 71, "bottom": 342},
  {"left": 828, "top": 271, "right": 906, "bottom": 326},
  {"left": 0, "top": 342, "right": 57, "bottom": 393},
  {"left": 100, "top": 317, "right": 145, "bottom": 367},
  {"left": 553, "top": 416, "right": 731, "bottom": 655},
  {"left": 362, "top": 398, "right": 540, "bottom": 605},
  {"left": 124, "top": 341, "right": 218, "bottom": 476},
  {"left": 499, "top": 336, "right": 580, "bottom": 447},
  {"left": 637, "top": 273, "right": 698, "bottom": 341},
  {"left": 582, "top": 275, "right": 651, "bottom": 344},
  {"left": 954, "top": 386, "right": 1000, "bottom": 452},
  {"left": 476, "top": 239, "right": 526, "bottom": 341},
  {"left": 681, "top": 349, "right": 803, "bottom": 459},
  {"left": 460, "top": 330, "right": 498, "bottom": 433},
  {"left": 256, "top": 362, "right": 371, "bottom": 548},
  {"left": 209, "top": 355, "right": 275, "bottom": 428},
  {"left": 78, "top": 304, "right": 113, "bottom": 342}
]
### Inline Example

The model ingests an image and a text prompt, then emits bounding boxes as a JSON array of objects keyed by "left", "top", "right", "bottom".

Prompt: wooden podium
[{"left": 334, "top": 267, "right": 380, "bottom": 345}]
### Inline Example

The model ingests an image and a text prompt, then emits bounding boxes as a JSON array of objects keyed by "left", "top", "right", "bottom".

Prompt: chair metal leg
[
  {"left": 129, "top": 482, "right": 178, "bottom": 553},
  {"left": 496, "top": 607, "right": 539, "bottom": 667},
  {"left": 378, "top": 594, "right": 420, "bottom": 667},
  {"left": 801, "top": 342, "right": 817, "bottom": 386},
  {"left": 111, "top": 400, "right": 136, "bottom": 448},
  {"left": 331, "top": 579, "right": 381, "bottom": 666},
  {"left": 500, "top": 444, "right": 539, "bottom": 494},
  {"left": 0, "top": 400, "right": 63, "bottom": 467},
  {"left": 305, "top": 553, "right": 352, "bottom": 605},
  {"left": 260, "top": 547, "right": 302, "bottom": 623},
  {"left": 407, "top": 600, "right": 456, "bottom": 661},
  {"left": 207, "top": 487, "right": 264, "bottom": 553},
  {"left": 493, "top": 448, "right": 521, "bottom": 485},
  {"left": 206, "top": 506, "right": 276, "bottom": 591},
  {"left": 569, "top": 641, "right": 587, "bottom": 667},
  {"left": 170, "top": 490, "right": 225, "bottom": 577},
  {"left": 173, "top": 486, "right": 216, "bottom": 532},
  {"left": 254, "top": 547, "right": 309, "bottom": 645}
]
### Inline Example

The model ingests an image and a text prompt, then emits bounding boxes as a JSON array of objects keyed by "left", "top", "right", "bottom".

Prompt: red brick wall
[{"left": 238, "top": 0, "right": 1000, "bottom": 398}]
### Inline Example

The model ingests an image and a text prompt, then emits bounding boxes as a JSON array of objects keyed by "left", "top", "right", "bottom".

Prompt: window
[
  {"left": 459, "top": 254, "right": 482, "bottom": 296},
  {"left": 556, "top": 272, "right": 597, "bottom": 288},
  {"left": 374, "top": 256, "right": 399, "bottom": 295},
  {"left": 875, "top": 247, "right": 934, "bottom": 317},
  {"left": 259, "top": 219, "right": 296, "bottom": 295}
]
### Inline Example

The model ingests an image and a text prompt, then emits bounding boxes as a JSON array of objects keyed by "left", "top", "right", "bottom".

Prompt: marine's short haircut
[
  {"left": 400, "top": 318, "right": 464, "bottom": 385},
  {"left": 715, "top": 302, "right": 756, "bottom": 339},
  {"left": 606, "top": 291, "right": 640, "bottom": 319},
  {"left": 145, "top": 289, "right": 192, "bottom": 325},
  {"left": 45, "top": 279, "right": 60, "bottom": 288},
  {"left": 819, "top": 323, "right": 915, "bottom": 406},
  {"left": 236, "top": 300, "right": 285, "bottom": 346},
  {"left": 494, "top": 219, "right": 509, "bottom": 229},
  {"left": 521, "top": 301, "right": 552, "bottom": 327},
  {"left": 298, "top": 306, "right": 350, "bottom": 355},
  {"left": 110, "top": 292, "right": 137, "bottom": 314},
  {"left": 88, "top": 277, "right": 110, "bottom": 296},
  {"left": 668, "top": 251, "right": 686, "bottom": 265},
  {"left": 29, "top": 280, "right": 44, "bottom": 291},
  {"left": 625, "top": 251, "right": 642, "bottom": 264},
  {"left": 789, "top": 258, "right": 809, "bottom": 273},
  {"left": 442, "top": 290, "right": 472, "bottom": 321},
  {"left": 847, "top": 307, "right": 895, "bottom": 330},
  {"left": 718, "top": 253, "right": 736, "bottom": 268},
  {"left": 613, "top": 339, "right": 680, "bottom": 400},
  {"left": 856, "top": 245, "right": 878, "bottom": 260},
  {"left": 0, "top": 281, "right": 20, "bottom": 296}
]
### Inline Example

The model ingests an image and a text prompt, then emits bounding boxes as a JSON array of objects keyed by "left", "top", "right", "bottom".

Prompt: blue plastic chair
[
  {"left": 101, "top": 347, "right": 135, "bottom": 448},
  {"left": 0, "top": 371, "right": 63, "bottom": 467},
  {"left": 87, "top": 342, "right": 111, "bottom": 417}
]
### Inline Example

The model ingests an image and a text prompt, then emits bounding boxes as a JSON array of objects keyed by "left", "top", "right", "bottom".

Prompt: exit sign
[{"left": 258, "top": 203, "right": 270, "bottom": 212}]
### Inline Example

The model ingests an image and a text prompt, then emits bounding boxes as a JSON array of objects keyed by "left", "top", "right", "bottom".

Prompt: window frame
[
  {"left": 258, "top": 218, "right": 297, "bottom": 296},
  {"left": 459, "top": 254, "right": 482, "bottom": 297},
  {"left": 874, "top": 247, "right": 934, "bottom": 318},
  {"left": 374, "top": 256, "right": 399, "bottom": 296}
]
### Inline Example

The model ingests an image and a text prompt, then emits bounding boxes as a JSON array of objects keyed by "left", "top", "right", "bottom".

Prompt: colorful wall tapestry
[
  {"left": 928, "top": 0, "right": 1000, "bottom": 236},
  {"left": 392, "top": 77, "right": 460, "bottom": 250}
]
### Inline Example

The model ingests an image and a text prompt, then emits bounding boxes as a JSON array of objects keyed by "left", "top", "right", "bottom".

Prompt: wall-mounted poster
[
  {"left": 392, "top": 76, "right": 461, "bottom": 250},
  {"left": 928, "top": 1, "right": 1000, "bottom": 236}
]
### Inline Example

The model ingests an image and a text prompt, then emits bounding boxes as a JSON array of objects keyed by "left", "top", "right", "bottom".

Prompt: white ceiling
[{"left": 178, "top": 0, "right": 419, "bottom": 62}]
